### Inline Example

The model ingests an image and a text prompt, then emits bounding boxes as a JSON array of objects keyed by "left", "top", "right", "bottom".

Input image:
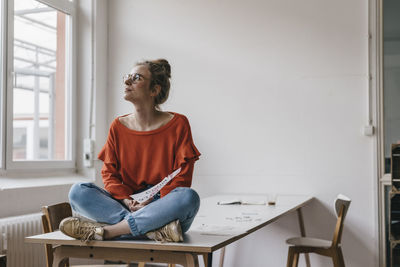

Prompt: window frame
[
  {"left": 3, "top": 0, "right": 77, "bottom": 171},
  {"left": 0, "top": 0, "right": 7, "bottom": 169}
]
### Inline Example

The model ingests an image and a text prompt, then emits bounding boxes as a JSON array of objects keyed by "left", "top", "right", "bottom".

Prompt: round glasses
[{"left": 123, "top": 73, "right": 148, "bottom": 84}]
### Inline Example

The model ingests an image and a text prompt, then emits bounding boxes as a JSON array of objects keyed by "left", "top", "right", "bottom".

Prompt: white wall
[
  {"left": 106, "top": 0, "right": 376, "bottom": 266},
  {"left": 75, "top": 0, "right": 109, "bottom": 181}
]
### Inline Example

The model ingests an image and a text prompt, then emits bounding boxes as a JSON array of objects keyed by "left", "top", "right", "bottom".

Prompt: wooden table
[{"left": 25, "top": 194, "right": 313, "bottom": 267}]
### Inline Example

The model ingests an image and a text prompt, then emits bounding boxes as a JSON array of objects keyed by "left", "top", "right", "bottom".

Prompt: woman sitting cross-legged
[{"left": 59, "top": 59, "right": 201, "bottom": 242}]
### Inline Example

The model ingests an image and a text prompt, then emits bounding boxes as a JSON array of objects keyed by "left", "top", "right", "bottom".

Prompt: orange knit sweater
[{"left": 98, "top": 112, "right": 201, "bottom": 200}]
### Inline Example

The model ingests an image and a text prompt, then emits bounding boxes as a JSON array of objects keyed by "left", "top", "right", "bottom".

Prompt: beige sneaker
[
  {"left": 146, "top": 220, "right": 183, "bottom": 243},
  {"left": 59, "top": 217, "right": 104, "bottom": 242}
]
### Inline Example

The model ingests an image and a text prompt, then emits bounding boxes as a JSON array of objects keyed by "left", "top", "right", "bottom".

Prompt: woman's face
[{"left": 123, "top": 65, "right": 155, "bottom": 104}]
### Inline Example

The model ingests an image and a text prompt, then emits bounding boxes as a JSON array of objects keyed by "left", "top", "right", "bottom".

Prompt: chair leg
[
  {"left": 219, "top": 247, "right": 225, "bottom": 267},
  {"left": 336, "top": 247, "right": 345, "bottom": 267},
  {"left": 202, "top": 254, "right": 208, "bottom": 267},
  {"left": 293, "top": 252, "right": 300, "bottom": 267},
  {"left": 61, "top": 258, "right": 69, "bottom": 267},
  {"left": 332, "top": 249, "right": 342, "bottom": 267},
  {"left": 287, "top": 247, "right": 295, "bottom": 267},
  {"left": 168, "top": 264, "right": 176, "bottom": 267}
]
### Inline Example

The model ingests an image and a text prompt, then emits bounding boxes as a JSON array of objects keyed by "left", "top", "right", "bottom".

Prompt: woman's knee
[
  {"left": 68, "top": 182, "right": 94, "bottom": 204},
  {"left": 175, "top": 187, "right": 200, "bottom": 211}
]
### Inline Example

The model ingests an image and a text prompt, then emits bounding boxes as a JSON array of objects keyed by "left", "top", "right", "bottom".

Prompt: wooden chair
[
  {"left": 285, "top": 194, "right": 351, "bottom": 267},
  {"left": 41, "top": 202, "right": 135, "bottom": 267}
]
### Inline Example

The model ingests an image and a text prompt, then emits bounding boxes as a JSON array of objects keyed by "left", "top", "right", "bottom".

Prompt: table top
[{"left": 25, "top": 194, "right": 313, "bottom": 253}]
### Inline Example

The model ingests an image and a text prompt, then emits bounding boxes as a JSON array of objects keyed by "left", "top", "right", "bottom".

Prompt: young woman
[{"left": 60, "top": 59, "right": 201, "bottom": 242}]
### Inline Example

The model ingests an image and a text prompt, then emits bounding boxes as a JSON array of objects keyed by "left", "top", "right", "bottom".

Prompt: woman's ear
[{"left": 151, "top": 84, "right": 161, "bottom": 97}]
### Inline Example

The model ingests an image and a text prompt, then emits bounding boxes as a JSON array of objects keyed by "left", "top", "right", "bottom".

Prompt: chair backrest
[
  {"left": 42, "top": 202, "right": 72, "bottom": 232},
  {"left": 332, "top": 194, "right": 351, "bottom": 247},
  {"left": 41, "top": 202, "right": 72, "bottom": 267}
]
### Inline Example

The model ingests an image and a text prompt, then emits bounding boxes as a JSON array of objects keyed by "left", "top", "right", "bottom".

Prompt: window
[
  {"left": 2, "top": 0, "right": 76, "bottom": 170},
  {"left": 0, "top": 0, "right": 5, "bottom": 168}
]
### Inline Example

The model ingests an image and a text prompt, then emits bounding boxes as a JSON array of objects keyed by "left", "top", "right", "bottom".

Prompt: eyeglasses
[{"left": 123, "top": 73, "right": 148, "bottom": 84}]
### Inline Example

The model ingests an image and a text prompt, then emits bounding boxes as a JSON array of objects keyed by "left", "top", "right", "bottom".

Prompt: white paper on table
[
  {"left": 130, "top": 167, "right": 181, "bottom": 203},
  {"left": 190, "top": 224, "right": 248, "bottom": 236}
]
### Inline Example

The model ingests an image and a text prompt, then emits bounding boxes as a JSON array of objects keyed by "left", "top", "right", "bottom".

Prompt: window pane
[
  {"left": 13, "top": 0, "right": 70, "bottom": 161},
  {"left": 0, "top": 0, "right": 3, "bottom": 166}
]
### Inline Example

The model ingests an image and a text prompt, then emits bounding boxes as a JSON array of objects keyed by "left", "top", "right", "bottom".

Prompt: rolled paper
[{"left": 130, "top": 167, "right": 181, "bottom": 203}]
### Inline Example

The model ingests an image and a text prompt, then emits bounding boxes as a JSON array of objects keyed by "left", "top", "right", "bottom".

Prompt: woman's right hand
[
  {"left": 123, "top": 198, "right": 152, "bottom": 212},
  {"left": 123, "top": 198, "right": 137, "bottom": 211},
  {"left": 122, "top": 198, "right": 132, "bottom": 209}
]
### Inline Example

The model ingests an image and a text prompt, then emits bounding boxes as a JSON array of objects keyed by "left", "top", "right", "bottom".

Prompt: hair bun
[
  {"left": 135, "top": 58, "right": 171, "bottom": 108},
  {"left": 155, "top": 59, "right": 171, "bottom": 78}
]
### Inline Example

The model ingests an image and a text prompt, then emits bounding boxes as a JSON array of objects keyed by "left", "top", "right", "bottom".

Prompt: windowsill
[{"left": 0, "top": 174, "right": 94, "bottom": 190}]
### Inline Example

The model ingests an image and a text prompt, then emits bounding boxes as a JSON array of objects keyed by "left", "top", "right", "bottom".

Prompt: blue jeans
[{"left": 68, "top": 182, "right": 200, "bottom": 238}]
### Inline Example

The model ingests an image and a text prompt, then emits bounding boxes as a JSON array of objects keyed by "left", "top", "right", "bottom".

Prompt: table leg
[
  {"left": 209, "top": 252, "right": 214, "bottom": 267},
  {"left": 297, "top": 208, "right": 311, "bottom": 267},
  {"left": 202, "top": 253, "right": 212, "bottom": 267}
]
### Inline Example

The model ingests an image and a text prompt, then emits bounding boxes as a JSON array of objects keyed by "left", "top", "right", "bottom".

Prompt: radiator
[{"left": 0, "top": 213, "right": 46, "bottom": 267}]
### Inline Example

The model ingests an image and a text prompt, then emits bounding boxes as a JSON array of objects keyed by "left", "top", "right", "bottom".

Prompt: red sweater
[{"left": 98, "top": 112, "right": 201, "bottom": 200}]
